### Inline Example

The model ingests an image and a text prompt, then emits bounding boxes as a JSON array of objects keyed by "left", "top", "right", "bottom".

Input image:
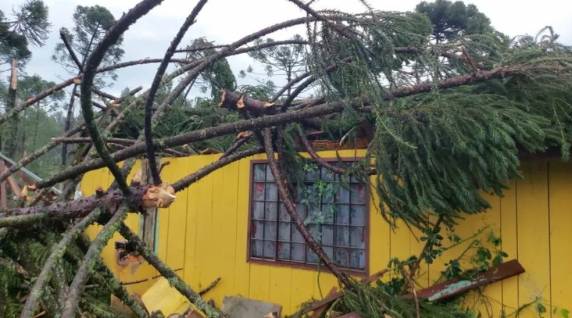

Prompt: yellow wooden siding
[{"left": 80, "top": 153, "right": 572, "bottom": 316}]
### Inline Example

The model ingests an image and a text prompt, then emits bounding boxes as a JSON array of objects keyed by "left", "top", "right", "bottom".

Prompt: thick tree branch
[
  {"left": 79, "top": 0, "right": 164, "bottom": 195},
  {"left": 118, "top": 224, "right": 221, "bottom": 317},
  {"left": 262, "top": 128, "right": 351, "bottom": 287},
  {"left": 144, "top": 0, "right": 209, "bottom": 185},
  {"left": 62, "top": 206, "right": 129, "bottom": 317},
  {"left": 20, "top": 208, "right": 103, "bottom": 318}
]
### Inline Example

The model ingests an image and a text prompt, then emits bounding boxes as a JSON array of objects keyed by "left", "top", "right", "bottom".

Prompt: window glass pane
[
  {"left": 265, "top": 183, "right": 278, "bottom": 201},
  {"left": 336, "top": 205, "right": 350, "bottom": 225},
  {"left": 253, "top": 202, "right": 265, "bottom": 220},
  {"left": 335, "top": 226, "right": 350, "bottom": 247},
  {"left": 253, "top": 182, "right": 265, "bottom": 201},
  {"left": 323, "top": 189, "right": 335, "bottom": 203},
  {"left": 322, "top": 204, "right": 335, "bottom": 224},
  {"left": 292, "top": 227, "right": 304, "bottom": 243},
  {"left": 291, "top": 243, "right": 305, "bottom": 261},
  {"left": 322, "top": 225, "right": 334, "bottom": 245},
  {"left": 334, "top": 248, "right": 349, "bottom": 267},
  {"left": 251, "top": 240, "right": 263, "bottom": 257},
  {"left": 263, "top": 241, "right": 275, "bottom": 258},
  {"left": 350, "top": 205, "right": 366, "bottom": 226},
  {"left": 308, "top": 224, "right": 320, "bottom": 241},
  {"left": 350, "top": 227, "right": 365, "bottom": 248},
  {"left": 350, "top": 249, "right": 365, "bottom": 269},
  {"left": 278, "top": 222, "right": 291, "bottom": 241},
  {"left": 296, "top": 204, "right": 306, "bottom": 220},
  {"left": 278, "top": 242, "right": 290, "bottom": 260},
  {"left": 265, "top": 165, "right": 275, "bottom": 181},
  {"left": 279, "top": 204, "right": 290, "bottom": 221},
  {"left": 307, "top": 247, "right": 319, "bottom": 264},
  {"left": 324, "top": 246, "right": 334, "bottom": 259},
  {"left": 265, "top": 202, "right": 277, "bottom": 221},
  {"left": 252, "top": 221, "right": 264, "bottom": 239},
  {"left": 337, "top": 186, "right": 350, "bottom": 204},
  {"left": 305, "top": 166, "right": 319, "bottom": 181},
  {"left": 264, "top": 221, "right": 277, "bottom": 240},
  {"left": 321, "top": 167, "right": 335, "bottom": 181},
  {"left": 295, "top": 186, "right": 305, "bottom": 204},
  {"left": 306, "top": 206, "right": 321, "bottom": 224},
  {"left": 254, "top": 164, "right": 266, "bottom": 181},
  {"left": 250, "top": 161, "right": 368, "bottom": 270},
  {"left": 351, "top": 184, "right": 366, "bottom": 204}
]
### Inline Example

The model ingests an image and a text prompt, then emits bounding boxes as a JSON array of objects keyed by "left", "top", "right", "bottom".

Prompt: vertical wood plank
[
  {"left": 500, "top": 180, "right": 519, "bottom": 314},
  {"left": 548, "top": 160, "right": 572, "bottom": 312},
  {"left": 479, "top": 192, "right": 503, "bottom": 317},
  {"left": 516, "top": 160, "right": 551, "bottom": 317},
  {"left": 162, "top": 158, "right": 190, "bottom": 269},
  {"left": 233, "top": 157, "right": 252, "bottom": 296},
  {"left": 183, "top": 156, "right": 207, "bottom": 288},
  {"left": 368, "top": 179, "right": 392, "bottom": 281}
]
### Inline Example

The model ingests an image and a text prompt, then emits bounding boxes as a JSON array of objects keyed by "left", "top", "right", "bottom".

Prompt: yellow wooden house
[{"left": 80, "top": 149, "right": 572, "bottom": 317}]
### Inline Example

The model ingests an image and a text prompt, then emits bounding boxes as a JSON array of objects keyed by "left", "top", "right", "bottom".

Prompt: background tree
[
  {"left": 0, "top": 0, "right": 49, "bottom": 66},
  {"left": 415, "top": 0, "right": 493, "bottom": 42},
  {"left": 0, "top": 75, "right": 64, "bottom": 161},
  {"left": 246, "top": 35, "right": 306, "bottom": 97},
  {"left": 182, "top": 37, "right": 237, "bottom": 101},
  {"left": 53, "top": 5, "right": 124, "bottom": 164},
  {"left": 53, "top": 5, "right": 124, "bottom": 79}
]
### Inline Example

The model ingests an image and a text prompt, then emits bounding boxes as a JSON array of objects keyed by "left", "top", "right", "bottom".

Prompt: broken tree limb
[
  {"left": 172, "top": 146, "right": 262, "bottom": 192},
  {"left": 20, "top": 208, "right": 103, "bottom": 318},
  {"left": 199, "top": 277, "right": 221, "bottom": 296},
  {"left": 0, "top": 213, "right": 49, "bottom": 227},
  {"left": 262, "top": 128, "right": 351, "bottom": 287},
  {"left": 78, "top": 0, "right": 166, "bottom": 196},
  {"left": 118, "top": 224, "right": 221, "bottom": 318},
  {"left": 297, "top": 125, "right": 346, "bottom": 174},
  {"left": 144, "top": 0, "right": 209, "bottom": 186},
  {"left": 94, "top": 262, "right": 150, "bottom": 318},
  {"left": 62, "top": 206, "right": 129, "bottom": 317},
  {"left": 219, "top": 89, "right": 276, "bottom": 115},
  {"left": 220, "top": 132, "right": 253, "bottom": 159},
  {"left": 0, "top": 184, "right": 148, "bottom": 218}
]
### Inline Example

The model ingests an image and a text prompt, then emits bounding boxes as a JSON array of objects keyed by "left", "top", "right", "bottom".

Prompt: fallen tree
[{"left": 0, "top": 0, "right": 571, "bottom": 317}]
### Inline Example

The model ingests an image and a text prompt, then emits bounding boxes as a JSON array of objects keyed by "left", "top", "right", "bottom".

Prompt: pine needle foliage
[
  {"left": 298, "top": 9, "right": 572, "bottom": 230},
  {"left": 0, "top": 222, "right": 121, "bottom": 317}
]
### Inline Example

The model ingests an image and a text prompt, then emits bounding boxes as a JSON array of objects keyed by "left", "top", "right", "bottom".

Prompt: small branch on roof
[
  {"left": 199, "top": 277, "right": 221, "bottom": 296},
  {"left": 297, "top": 125, "right": 346, "bottom": 174},
  {"left": 220, "top": 132, "right": 253, "bottom": 159}
]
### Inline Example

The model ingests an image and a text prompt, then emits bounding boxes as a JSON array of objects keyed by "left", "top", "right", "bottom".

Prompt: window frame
[{"left": 246, "top": 158, "right": 370, "bottom": 276}]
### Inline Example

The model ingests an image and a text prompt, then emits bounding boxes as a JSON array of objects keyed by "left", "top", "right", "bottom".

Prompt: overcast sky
[{"left": 1, "top": 0, "right": 571, "bottom": 94}]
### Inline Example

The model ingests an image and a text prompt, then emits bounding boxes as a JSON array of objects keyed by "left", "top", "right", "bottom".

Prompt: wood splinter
[{"left": 142, "top": 183, "right": 176, "bottom": 208}]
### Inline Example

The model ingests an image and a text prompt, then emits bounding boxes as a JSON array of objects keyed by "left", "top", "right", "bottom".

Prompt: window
[{"left": 249, "top": 161, "right": 368, "bottom": 271}]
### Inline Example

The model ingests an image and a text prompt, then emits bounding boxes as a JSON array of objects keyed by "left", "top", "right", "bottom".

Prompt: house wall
[{"left": 80, "top": 150, "right": 572, "bottom": 317}]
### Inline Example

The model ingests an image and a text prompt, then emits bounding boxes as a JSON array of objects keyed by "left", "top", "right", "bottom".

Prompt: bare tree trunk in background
[
  {"left": 62, "top": 85, "right": 78, "bottom": 165},
  {"left": 4, "top": 59, "right": 19, "bottom": 158}
]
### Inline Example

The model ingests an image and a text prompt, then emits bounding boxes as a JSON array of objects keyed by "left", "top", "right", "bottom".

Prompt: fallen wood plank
[
  {"left": 335, "top": 313, "right": 362, "bottom": 318},
  {"left": 310, "top": 287, "right": 338, "bottom": 318},
  {"left": 413, "top": 259, "right": 524, "bottom": 301},
  {"left": 301, "top": 270, "right": 388, "bottom": 315}
]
